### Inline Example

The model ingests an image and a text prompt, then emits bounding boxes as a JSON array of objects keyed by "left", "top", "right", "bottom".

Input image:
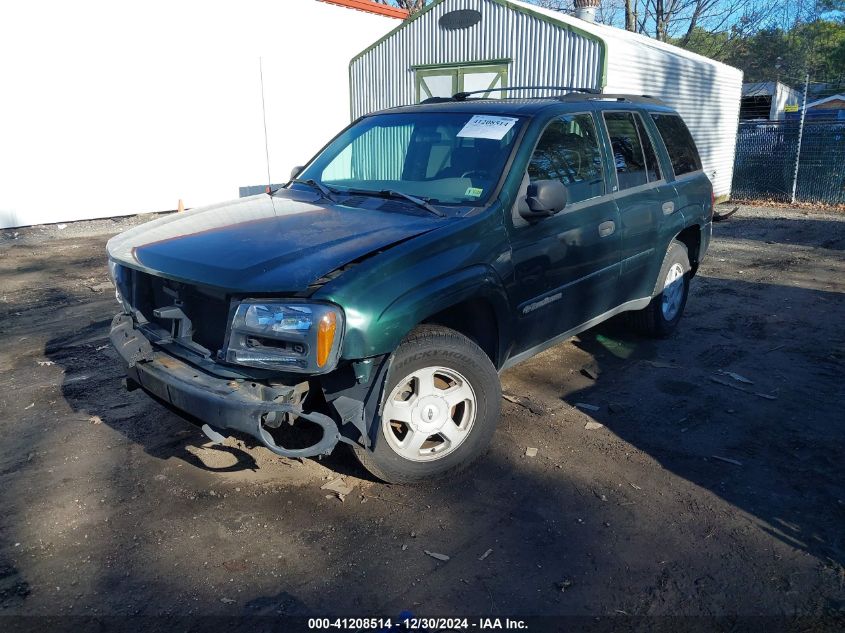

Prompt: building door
[{"left": 415, "top": 63, "right": 508, "bottom": 101}]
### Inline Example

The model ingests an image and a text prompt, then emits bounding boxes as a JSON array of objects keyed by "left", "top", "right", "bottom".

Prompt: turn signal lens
[{"left": 316, "top": 312, "right": 337, "bottom": 368}]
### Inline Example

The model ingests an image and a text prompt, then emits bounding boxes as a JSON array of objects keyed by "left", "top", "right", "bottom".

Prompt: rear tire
[
  {"left": 629, "top": 240, "right": 690, "bottom": 338},
  {"left": 353, "top": 325, "right": 501, "bottom": 484}
]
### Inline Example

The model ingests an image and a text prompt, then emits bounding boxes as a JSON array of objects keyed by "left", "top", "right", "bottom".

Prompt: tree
[
  {"left": 373, "top": 0, "right": 429, "bottom": 12},
  {"left": 603, "top": 0, "right": 770, "bottom": 42}
]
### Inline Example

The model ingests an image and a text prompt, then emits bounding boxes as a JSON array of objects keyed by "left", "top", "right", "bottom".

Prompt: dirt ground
[{"left": 0, "top": 204, "right": 843, "bottom": 628}]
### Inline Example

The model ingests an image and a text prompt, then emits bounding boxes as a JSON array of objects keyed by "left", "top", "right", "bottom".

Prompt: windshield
[{"left": 296, "top": 112, "right": 526, "bottom": 206}]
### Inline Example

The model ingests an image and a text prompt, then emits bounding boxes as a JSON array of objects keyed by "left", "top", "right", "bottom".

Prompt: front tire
[
  {"left": 629, "top": 239, "right": 691, "bottom": 338},
  {"left": 353, "top": 325, "right": 501, "bottom": 484}
]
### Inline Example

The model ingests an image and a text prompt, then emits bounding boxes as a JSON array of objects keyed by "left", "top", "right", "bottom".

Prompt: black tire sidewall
[{"left": 356, "top": 328, "right": 501, "bottom": 483}]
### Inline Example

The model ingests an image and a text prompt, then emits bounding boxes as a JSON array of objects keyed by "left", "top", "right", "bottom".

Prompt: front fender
[
  {"left": 376, "top": 264, "right": 513, "bottom": 365},
  {"left": 317, "top": 210, "right": 513, "bottom": 362},
  {"left": 333, "top": 264, "right": 512, "bottom": 363}
]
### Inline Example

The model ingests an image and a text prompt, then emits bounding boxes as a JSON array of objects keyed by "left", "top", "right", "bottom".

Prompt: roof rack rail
[
  {"left": 562, "top": 93, "right": 666, "bottom": 105},
  {"left": 419, "top": 96, "right": 457, "bottom": 104},
  {"left": 452, "top": 85, "right": 600, "bottom": 101}
]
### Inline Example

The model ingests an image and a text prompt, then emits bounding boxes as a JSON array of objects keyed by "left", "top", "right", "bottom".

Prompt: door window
[
  {"left": 603, "top": 112, "right": 649, "bottom": 190},
  {"left": 527, "top": 113, "right": 605, "bottom": 204},
  {"left": 651, "top": 114, "right": 702, "bottom": 176}
]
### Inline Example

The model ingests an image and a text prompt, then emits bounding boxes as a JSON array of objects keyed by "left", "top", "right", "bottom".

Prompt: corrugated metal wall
[
  {"left": 350, "top": 0, "right": 604, "bottom": 119},
  {"left": 350, "top": 0, "right": 742, "bottom": 199},
  {"left": 596, "top": 26, "right": 743, "bottom": 200}
]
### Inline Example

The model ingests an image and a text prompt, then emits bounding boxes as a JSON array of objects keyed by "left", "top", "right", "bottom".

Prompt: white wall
[
  {"left": 773, "top": 83, "right": 801, "bottom": 120},
  {"left": 0, "top": 0, "right": 398, "bottom": 229}
]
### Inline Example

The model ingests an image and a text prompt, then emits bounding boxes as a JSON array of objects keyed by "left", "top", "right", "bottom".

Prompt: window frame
[
  {"left": 524, "top": 110, "right": 609, "bottom": 208},
  {"left": 415, "top": 63, "right": 510, "bottom": 103}
]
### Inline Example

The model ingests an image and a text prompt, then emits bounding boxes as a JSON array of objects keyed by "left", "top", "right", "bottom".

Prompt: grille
[{"left": 121, "top": 268, "right": 231, "bottom": 356}]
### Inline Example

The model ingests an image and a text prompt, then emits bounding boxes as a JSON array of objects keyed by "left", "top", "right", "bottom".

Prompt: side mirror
[
  {"left": 521, "top": 179, "right": 567, "bottom": 220},
  {"left": 290, "top": 165, "right": 305, "bottom": 181}
]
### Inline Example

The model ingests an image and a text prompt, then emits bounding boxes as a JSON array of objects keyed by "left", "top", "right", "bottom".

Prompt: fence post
[{"left": 790, "top": 73, "right": 810, "bottom": 205}]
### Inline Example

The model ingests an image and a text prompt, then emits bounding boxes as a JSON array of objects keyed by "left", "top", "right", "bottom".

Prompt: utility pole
[{"left": 790, "top": 72, "right": 810, "bottom": 205}]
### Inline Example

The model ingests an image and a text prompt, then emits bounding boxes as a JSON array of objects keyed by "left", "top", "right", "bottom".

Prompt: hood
[{"left": 107, "top": 190, "right": 448, "bottom": 293}]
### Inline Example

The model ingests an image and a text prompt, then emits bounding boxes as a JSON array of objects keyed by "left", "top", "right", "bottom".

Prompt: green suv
[{"left": 107, "top": 90, "right": 712, "bottom": 483}]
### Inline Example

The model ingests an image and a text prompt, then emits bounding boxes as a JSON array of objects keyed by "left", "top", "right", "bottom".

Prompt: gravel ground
[{"left": 0, "top": 204, "right": 843, "bottom": 629}]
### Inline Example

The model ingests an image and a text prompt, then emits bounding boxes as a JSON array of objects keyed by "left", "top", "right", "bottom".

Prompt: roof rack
[
  {"left": 450, "top": 85, "right": 600, "bottom": 101},
  {"left": 563, "top": 93, "right": 666, "bottom": 105},
  {"left": 417, "top": 89, "right": 666, "bottom": 107}
]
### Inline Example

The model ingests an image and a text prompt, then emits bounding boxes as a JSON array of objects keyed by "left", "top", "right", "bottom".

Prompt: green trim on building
[
  {"left": 348, "top": 0, "right": 608, "bottom": 90},
  {"left": 412, "top": 58, "right": 512, "bottom": 71}
]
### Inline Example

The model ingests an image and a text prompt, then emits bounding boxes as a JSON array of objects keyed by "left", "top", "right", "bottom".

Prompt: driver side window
[{"left": 527, "top": 113, "right": 605, "bottom": 204}]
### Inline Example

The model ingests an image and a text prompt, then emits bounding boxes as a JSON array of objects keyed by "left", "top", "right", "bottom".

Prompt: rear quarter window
[{"left": 651, "top": 114, "right": 702, "bottom": 176}]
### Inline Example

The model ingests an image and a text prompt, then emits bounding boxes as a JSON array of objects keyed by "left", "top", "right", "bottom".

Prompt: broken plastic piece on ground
[
  {"left": 321, "top": 478, "right": 355, "bottom": 496},
  {"left": 712, "top": 455, "right": 743, "bottom": 466},
  {"left": 718, "top": 369, "right": 753, "bottom": 384},
  {"left": 713, "top": 206, "right": 738, "bottom": 222},
  {"left": 576, "top": 402, "right": 600, "bottom": 412},
  {"left": 642, "top": 360, "right": 680, "bottom": 369}
]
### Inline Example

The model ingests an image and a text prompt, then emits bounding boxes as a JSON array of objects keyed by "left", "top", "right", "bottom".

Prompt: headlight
[{"left": 224, "top": 301, "right": 344, "bottom": 373}]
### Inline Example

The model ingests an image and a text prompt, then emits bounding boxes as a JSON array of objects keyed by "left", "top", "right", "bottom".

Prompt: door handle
[{"left": 598, "top": 220, "right": 615, "bottom": 238}]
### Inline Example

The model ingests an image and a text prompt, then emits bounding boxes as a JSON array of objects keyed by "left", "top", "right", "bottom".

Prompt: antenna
[{"left": 259, "top": 57, "right": 272, "bottom": 194}]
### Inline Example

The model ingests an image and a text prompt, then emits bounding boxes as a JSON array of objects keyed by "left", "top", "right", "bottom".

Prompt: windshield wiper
[
  {"left": 344, "top": 188, "right": 445, "bottom": 218},
  {"left": 381, "top": 190, "right": 445, "bottom": 218},
  {"left": 290, "top": 178, "right": 337, "bottom": 202}
]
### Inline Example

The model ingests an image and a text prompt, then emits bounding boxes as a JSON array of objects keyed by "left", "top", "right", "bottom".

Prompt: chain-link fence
[{"left": 733, "top": 119, "right": 845, "bottom": 204}]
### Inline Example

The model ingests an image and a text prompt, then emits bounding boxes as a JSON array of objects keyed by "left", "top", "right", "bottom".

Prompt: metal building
[
  {"left": 349, "top": 0, "right": 744, "bottom": 200},
  {"left": 741, "top": 82, "right": 802, "bottom": 121}
]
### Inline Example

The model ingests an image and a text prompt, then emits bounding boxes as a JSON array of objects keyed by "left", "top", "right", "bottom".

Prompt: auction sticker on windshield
[{"left": 457, "top": 115, "right": 518, "bottom": 140}]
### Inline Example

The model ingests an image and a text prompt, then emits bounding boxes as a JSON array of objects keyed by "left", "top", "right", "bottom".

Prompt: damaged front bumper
[{"left": 109, "top": 313, "right": 348, "bottom": 458}]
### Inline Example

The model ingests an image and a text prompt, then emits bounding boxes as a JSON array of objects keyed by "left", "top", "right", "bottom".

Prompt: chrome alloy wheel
[
  {"left": 382, "top": 366, "right": 477, "bottom": 462},
  {"left": 661, "top": 262, "right": 685, "bottom": 320}
]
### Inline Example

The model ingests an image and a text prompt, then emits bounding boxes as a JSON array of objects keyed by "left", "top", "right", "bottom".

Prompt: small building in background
[
  {"left": 349, "top": 0, "right": 744, "bottom": 201},
  {"left": 740, "top": 82, "right": 802, "bottom": 121},
  {"left": 801, "top": 94, "right": 845, "bottom": 121}
]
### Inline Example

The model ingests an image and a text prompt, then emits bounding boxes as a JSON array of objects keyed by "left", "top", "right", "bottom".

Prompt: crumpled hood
[{"left": 107, "top": 190, "right": 448, "bottom": 293}]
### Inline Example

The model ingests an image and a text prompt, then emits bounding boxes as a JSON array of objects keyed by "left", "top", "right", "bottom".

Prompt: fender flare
[{"left": 376, "top": 264, "right": 514, "bottom": 367}]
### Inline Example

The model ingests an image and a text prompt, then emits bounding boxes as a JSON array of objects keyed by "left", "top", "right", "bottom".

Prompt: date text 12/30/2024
[{"left": 308, "top": 617, "right": 529, "bottom": 630}]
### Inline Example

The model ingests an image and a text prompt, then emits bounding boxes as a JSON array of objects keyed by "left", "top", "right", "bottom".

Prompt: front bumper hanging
[{"left": 109, "top": 314, "right": 343, "bottom": 458}]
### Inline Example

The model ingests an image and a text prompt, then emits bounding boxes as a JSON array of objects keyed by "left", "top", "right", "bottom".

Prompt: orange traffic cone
[{"left": 177, "top": 199, "right": 185, "bottom": 213}]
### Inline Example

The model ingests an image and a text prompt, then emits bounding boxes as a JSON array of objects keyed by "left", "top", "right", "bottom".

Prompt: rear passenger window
[
  {"left": 634, "top": 114, "right": 661, "bottom": 182},
  {"left": 603, "top": 112, "right": 648, "bottom": 190},
  {"left": 651, "top": 114, "right": 702, "bottom": 176},
  {"left": 527, "top": 113, "right": 605, "bottom": 204}
]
